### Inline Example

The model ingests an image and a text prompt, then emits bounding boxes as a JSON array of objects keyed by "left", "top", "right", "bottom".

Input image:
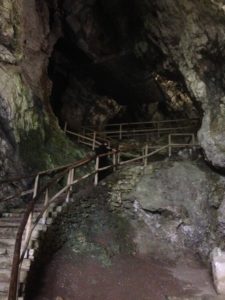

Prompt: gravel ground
[{"left": 31, "top": 246, "right": 216, "bottom": 300}]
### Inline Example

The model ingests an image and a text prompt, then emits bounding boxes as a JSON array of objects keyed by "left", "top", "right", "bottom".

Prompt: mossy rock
[{"left": 19, "top": 122, "right": 86, "bottom": 172}]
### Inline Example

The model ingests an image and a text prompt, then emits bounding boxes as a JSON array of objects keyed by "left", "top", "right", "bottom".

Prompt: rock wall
[
  {"left": 60, "top": 0, "right": 225, "bottom": 167},
  {"left": 1, "top": 0, "right": 225, "bottom": 201},
  {"left": 104, "top": 160, "right": 225, "bottom": 261},
  {"left": 0, "top": 0, "right": 84, "bottom": 198},
  {"left": 138, "top": 0, "right": 225, "bottom": 167}
]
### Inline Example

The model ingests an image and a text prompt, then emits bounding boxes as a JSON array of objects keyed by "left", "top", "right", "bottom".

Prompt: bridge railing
[{"left": 7, "top": 131, "right": 199, "bottom": 300}]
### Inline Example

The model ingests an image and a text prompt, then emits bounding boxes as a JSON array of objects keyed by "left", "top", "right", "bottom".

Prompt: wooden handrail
[
  {"left": 8, "top": 156, "right": 94, "bottom": 300},
  {"left": 83, "top": 118, "right": 199, "bottom": 128},
  {"left": 97, "top": 125, "right": 197, "bottom": 136}
]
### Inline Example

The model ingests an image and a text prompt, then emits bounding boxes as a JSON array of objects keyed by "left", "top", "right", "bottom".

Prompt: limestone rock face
[
  {"left": 1, "top": 0, "right": 225, "bottom": 199},
  {"left": 60, "top": 77, "right": 124, "bottom": 131},
  {"left": 0, "top": 1, "right": 80, "bottom": 200},
  {"left": 61, "top": 0, "right": 225, "bottom": 166},
  {"left": 138, "top": 0, "right": 225, "bottom": 167},
  {"left": 128, "top": 161, "right": 225, "bottom": 259},
  {"left": 211, "top": 247, "right": 225, "bottom": 295}
]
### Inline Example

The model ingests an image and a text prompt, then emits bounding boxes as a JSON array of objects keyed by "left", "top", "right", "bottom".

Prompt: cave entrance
[
  {"left": 47, "top": 2, "right": 202, "bottom": 136},
  {"left": 48, "top": 37, "right": 201, "bottom": 133}
]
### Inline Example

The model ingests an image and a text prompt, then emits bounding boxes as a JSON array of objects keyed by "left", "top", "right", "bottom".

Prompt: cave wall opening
[{"left": 46, "top": 0, "right": 202, "bottom": 133}]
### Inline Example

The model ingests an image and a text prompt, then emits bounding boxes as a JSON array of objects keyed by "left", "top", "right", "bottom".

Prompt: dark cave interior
[{"left": 47, "top": 0, "right": 202, "bottom": 131}]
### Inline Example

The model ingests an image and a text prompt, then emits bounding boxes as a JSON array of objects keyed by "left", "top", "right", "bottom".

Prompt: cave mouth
[{"left": 47, "top": 1, "right": 202, "bottom": 133}]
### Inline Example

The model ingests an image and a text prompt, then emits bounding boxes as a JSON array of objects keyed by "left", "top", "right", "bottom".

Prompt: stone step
[
  {"left": 2, "top": 212, "right": 39, "bottom": 218},
  {"left": 0, "top": 223, "right": 46, "bottom": 239},
  {"left": 0, "top": 227, "right": 19, "bottom": 239},
  {"left": 0, "top": 256, "right": 31, "bottom": 270},
  {"left": 0, "top": 199, "right": 65, "bottom": 298},
  {"left": 0, "top": 222, "right": 20, "bottom": 228},
  {"left": 0, "top": 217, "right": 23, "bottom": 222},
  {"left": 0, "top": 297, "right": 23, "bottom": 300},
  {"left": 0, "top": 269, "right": 28, "bottom": 283},
  {"left": 167, "top": 296, "right": 225, "bottom": 300},
  {"left": 0, "top": 281, "right": 9, "bottom": 294},
  {"left": 0, "top": 239, "right": 26, "bottom": 256},
  {"left": 0, "top": 294, "right": 9, "bottom": 300}
]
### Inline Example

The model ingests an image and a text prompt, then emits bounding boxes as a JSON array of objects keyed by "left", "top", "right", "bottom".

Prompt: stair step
[
  {"left": 0, "top": 228, "right": 19, "bottom": 239},
  {"left": 0, "top": 297, "right": 24, "bottom": 300},
  {"left": 0, "top": 223, "right": 19, "bottom": 228},
  {"left": 0, "top": 239, "right": 17, "bottom": 247},
  {"left": 0, "top": 269, "right": 28, "bottom": 284},
  {"left": 0, "top": 282, "right": 9, "bottom": 293},
  {"left": 2, "top": 212, "right": 38, "bottom": 218},
  {"left": 0, "top": 199, "right": 64, "bottom": 297},
  {"left": 0, "top": 256, "right": 31, "bottom": 270},
  {"left": 0, "top": 217, "right": 23, "bottom": 222}
]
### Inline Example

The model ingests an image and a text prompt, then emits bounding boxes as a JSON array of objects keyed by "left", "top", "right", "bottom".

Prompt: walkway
[{"left": 0, "top": 119, "right": 201, "bottom": 300}]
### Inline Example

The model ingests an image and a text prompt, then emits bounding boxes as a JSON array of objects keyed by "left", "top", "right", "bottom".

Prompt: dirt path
[{"left": 31, "top": 246, "right": 216, "bottom": 300}]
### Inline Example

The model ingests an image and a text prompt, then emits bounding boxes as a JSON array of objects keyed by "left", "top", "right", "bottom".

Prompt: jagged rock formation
[
  {"left": 55, "top": 0, "right": 225, "bottom": 167},
  {"left": 0, "top": 1, "right": 84, "bottom": 198},
  {"left": 1, "top": 0, "right": 225, "bottom": 198},
  {"left": 104, "top": 160, "right": 225, "bottom": 261}
]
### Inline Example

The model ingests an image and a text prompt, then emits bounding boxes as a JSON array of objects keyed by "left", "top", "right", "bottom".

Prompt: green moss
[
  {"left": 109, "top": 213, "right": 135, "bottom": 255},
  {"left": 19, "top": 122, "right": 86, "bottom": 172}
]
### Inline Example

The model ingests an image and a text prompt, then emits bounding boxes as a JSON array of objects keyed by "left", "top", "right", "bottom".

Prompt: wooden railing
[
  {"left": 65, "top": 129, "right": 112, "bottom": 150},
  {"left": 82, "top": 118, "right": 200, "bottom": 141},
  {"left": 7, "top": 132, "right": 199, "bottom": 300}
]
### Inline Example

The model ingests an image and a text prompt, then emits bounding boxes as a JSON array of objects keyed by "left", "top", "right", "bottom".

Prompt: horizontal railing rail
[
  {"left": 83, "top": 118, "right": 200, "bottom": 129},
  {"left": 66, "top": 129, "right": 112, "bottom": 150},
  {"left": 81, "top": 118, "right": 199, "bottom": 142}
]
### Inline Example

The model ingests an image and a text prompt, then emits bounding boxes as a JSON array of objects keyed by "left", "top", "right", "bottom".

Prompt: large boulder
[{"left": 128, "top": 160, "right": 225, "bottom": 259}]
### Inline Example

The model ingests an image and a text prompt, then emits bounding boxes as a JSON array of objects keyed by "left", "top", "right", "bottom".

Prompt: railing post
[
  {"left": 113, "top": 151, "right": 116, "bottom": 171},
  {"left": 192, "top": 134, "right": 195, "bottom": 145},
  {"left": 66, "top": 168, "right": 74, "bottom": 203},
  {"left": 168, "top": 134, "right": 172, "bottom": 157},
  {"left": 25, "top": 174, "right": 39, "bottom": 245},
  {"left": 157, "top": 122, "right": 160, "bottom": 138},
  {"left": 64, "top": 122, "right": 67, "bottom": 132},
  {"left": 42, "top": 188, "right": 49, "bottom": 224},
  {"left": 144, "top": 144, "right": 148, "bottom": 167},
  {"left": 117, "top": 150, "right": 121, "bottom": 165},
  {"left": 119, "top": 124, "right": 122, "bottom": 140},
  {"left": 94, "top": 156, "right": 99, "bottom": 186},
  {"left": 92, "top": 131, "right": 96, "bottom": 150}
]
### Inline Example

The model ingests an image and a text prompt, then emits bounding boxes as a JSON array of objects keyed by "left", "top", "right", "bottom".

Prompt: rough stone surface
[
  {"left": 101, "top": 160, "right": 225, "bottom": 262},
  {"left": 1, "top": 0, "right": 225, "bottom": 197},
  {"left": 211, "top": 247, "right": 225, "bottom": 295},
  {"left": 58, "top": 0, "right": 225, "bottom": 167},
  {"left": 0, "top": 0, "right": 85, "bottom": 200}
]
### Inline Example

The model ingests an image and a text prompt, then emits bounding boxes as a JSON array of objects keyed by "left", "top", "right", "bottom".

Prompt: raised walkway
[{"left": 0, "top": 119, "right": 200, "bottom": 300}]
